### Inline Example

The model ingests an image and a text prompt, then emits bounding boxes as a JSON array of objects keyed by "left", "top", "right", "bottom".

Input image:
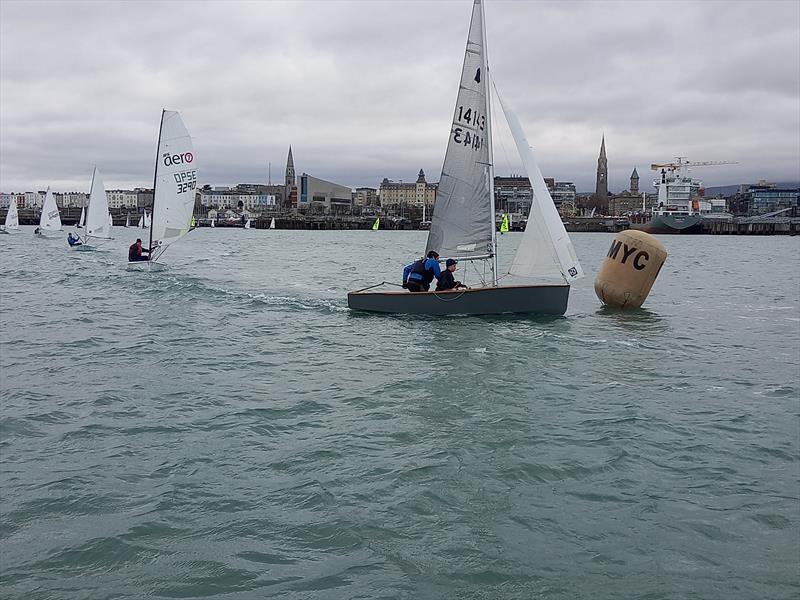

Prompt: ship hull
[
  {"left": 631, "top": 214, "right": 703, "bottom": 234},
  {"left": 348, "top": 284, "right": 570, "bottom": 316}
]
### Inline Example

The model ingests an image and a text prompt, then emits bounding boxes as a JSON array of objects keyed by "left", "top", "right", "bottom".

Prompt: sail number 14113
[{"left": 452, "top": 105, "right": 485, "bottom": 151}]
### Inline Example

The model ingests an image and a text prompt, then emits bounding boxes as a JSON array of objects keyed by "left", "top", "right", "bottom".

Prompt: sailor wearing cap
[{"left": 435, "top": 258, "right": 466, "bottom": 291}]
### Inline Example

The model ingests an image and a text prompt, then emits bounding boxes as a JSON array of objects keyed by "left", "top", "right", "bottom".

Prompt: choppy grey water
[{"left": 1, "top": 227, "right": 798, "bottom": 599}]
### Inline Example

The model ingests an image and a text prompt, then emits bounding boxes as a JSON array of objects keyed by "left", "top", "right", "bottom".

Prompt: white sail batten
[
  {"left": 85, "top": 167, "right": 113, "bottom": 240},
  {"left": 150, "top": 111, "right": 196, "bottom": 259},
  {"left": 497, "top": 94, "right": 584, "bottom": 283},
  {"left": 5, "top": 198, "right": 19, "bottom": 230},
  {"left": 426, "top": 0, "right": 493, "bottom": 261},
  {"left": 40, "top": 188, "right": 62, "bottom": 231}
]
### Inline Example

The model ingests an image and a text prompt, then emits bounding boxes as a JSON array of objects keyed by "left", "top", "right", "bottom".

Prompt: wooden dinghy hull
[{"left": 347, "top": 284, "right": 570, "bottom": 316}]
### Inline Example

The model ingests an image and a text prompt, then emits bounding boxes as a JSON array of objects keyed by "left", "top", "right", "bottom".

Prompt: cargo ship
[{"left": 631, "top": 158, "right": 734, "bottom": 234}]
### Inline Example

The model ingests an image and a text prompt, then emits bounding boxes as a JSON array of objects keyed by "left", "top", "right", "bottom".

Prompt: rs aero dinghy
[
  {"left": 347, "top": 0, "right": 583, "bottom": 316},
  {"left": 128, "top": 109, "right": 197, "bottom": 270}
]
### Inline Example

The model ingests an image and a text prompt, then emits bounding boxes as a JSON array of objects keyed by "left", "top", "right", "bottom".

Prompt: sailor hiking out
[{"left": 402, "top": 250, "right": 442, "bottom": 292}]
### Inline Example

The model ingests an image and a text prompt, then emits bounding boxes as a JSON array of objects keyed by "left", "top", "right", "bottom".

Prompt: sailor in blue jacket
[{"left": 402, "top": 250, "right": 441, "bottom": 292}]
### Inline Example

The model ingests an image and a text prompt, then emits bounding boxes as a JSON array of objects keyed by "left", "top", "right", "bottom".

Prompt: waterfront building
[
  {"left": 551, "top": 182, "right": 576, "bottom": 208},
  {"left": 494, "top": 176, "right": 531, "bottom": 214},
  {"left": 354, "top": 187, "right": 378, "bottom": 207},
  {"left": 299, "top": 173, "right": 352, "bottom": 214},
  {"left": 493, "top": 176, "right": 564, "bottom": 214},
  {"left": 1, "top": 192, "right": 24, "bottom": 209},
  {"left": 608, "top": 169, "right": 645, "bottom": 216},
  {"left": 24, "top": 191, "right": 44, "bottom": 209},
  {"left": 745, "top": 185, "right": 799, "bottom": 216},
  {"left": 107, "top": 189, "right": 138, "bottom": 209},
  {"left": 379, "top": 169, "right": 437, "bottom": 212},
  {"left": 61, "top": 192, "right": 88, "bottom": 208},
  {"left": 137, "top": 189, "right": 154, "bottom": 211}
]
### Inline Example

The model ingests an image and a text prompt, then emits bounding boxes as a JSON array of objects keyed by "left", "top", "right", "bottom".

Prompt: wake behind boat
[
  {"left": 128, "top": 109, "right": 197, "bottom": 269},
  {"left": 348, "top": 0, "right": 582, "bottom": 316}
]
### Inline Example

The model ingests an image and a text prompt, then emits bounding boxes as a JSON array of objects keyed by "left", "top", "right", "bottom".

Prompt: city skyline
[{"left": 1, "top": 1, "right": 798, "bottom": 193}]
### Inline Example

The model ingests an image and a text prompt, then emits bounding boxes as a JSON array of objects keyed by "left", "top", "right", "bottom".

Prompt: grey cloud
[{"left": 1, "top": 0, "right": 798, "bottom": 194}]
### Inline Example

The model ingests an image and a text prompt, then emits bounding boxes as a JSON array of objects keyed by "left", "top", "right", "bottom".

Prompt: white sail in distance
[
  {"left": 5, "top": 198, "right": 19, "bottom": 230},
  {"left": 426, "top": 0, "right": 494, "bottom": 261},
  {"left": 85, "top": 167, "right": 113, "bottom": 240},
  {"left": 497, "top": 93, "right": 584, "bottom": 283},
  {"left": 78, "top": 207, "right": 85, "bottom": 227},
  {"left": 150, "top": 110, "right": 196, "bottom": 259},
  {"left": 39, "top": 188, "right": 62, "bottom": 231}
]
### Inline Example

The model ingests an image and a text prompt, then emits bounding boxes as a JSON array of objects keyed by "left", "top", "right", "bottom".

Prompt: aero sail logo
[{"left": 163, "top": 152, "right": 193, "bottom": 167}]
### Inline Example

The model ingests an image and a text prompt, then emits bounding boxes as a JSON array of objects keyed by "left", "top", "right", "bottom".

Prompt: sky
[{"left": 1, "top": 0, "right": 798, "bottom": 194}]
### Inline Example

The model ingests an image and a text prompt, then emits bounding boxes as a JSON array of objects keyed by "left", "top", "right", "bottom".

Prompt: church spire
[
  {"left": 594, "top": 135, "right": 608, "bottom": 206},
  {"left": 285, "top": 145, "right": 295, "bottom": 188}
]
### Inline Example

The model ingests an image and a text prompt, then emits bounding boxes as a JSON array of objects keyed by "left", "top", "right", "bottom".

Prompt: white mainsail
[
  {"left": 4, "top": 198, "right": 19, "bottom": 230},
  {"left": 39, "top": 188, "right": 62, "bottom": 231},
  {"left": 85, "top": 167, "right": 113, "bottom": 240},
  {"left": 125, "top": 215, "right": 130, "bottom": 227},
  {"left": 426, "top": 0, "right": 494, "bottom": 264},
  {"left": 244, "top": 219, "right": 251, "bottom": 229},
  {"left": 149, "top": 110, "right": 196, "bottom": 260},
  {"left": 269, "top": 217, "right": 275, "bottom": 229},
  {"left": 78, "top": 207, "right": 85, "bottom": 227},
  {"left": 497, "top": 95, "right": 584, "bottom": 283},
  {"left": 145, "top": 211, "right": 151, "bottom": 228}
]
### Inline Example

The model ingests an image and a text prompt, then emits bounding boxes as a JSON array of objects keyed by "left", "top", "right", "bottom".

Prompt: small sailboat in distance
[
  {"left": 372, "top": 217, "right": 380, "bottom": 231},
  {"left": 128, "top": 109, "right": 197, "bottom": 269},
  {"left": 73, "top": 166, "right": 113, "bottom": 250},
  {"left": 269, "top": 217, "right": 275, "bottom": 230},
  {"left": 76, "top": 207, "right": 85, "bottom": 228},
  {"left": 244, "top": 218, "right": 251, "bottom": 229},
  {"left": 347, "top": 0, "right": 583, "bottom": 316},
  {"left": 1, "top": 197, "right": 19, "bottom": 233},
  {"left": 124, "top": 215, "right": 130, "bottom": 228},
  {"left": 36, "top": 188, "right": 62, "bottom": 237}
]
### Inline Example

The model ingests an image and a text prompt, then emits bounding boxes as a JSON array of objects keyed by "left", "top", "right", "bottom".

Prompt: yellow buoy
[{"left": 594, "top": 230, "right": 667, "bottom": 309}]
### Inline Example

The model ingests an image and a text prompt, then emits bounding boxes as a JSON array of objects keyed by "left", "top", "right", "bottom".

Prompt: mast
[
  {"left": 480, "top": 0, "right": 498, "bottom": 286},
  {"left": 149, "top": 109, "right": 165, "bottom": 256},
  {"left": 85, "top": 167, "right": 96, "bottom": 242}
]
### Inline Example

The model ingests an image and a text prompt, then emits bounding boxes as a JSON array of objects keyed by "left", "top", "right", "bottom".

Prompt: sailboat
[
  {"left": 269, "top": 217, "right": 275, "bottom": 230},
  {"left": 244, "top": 218, "right": 251, "bottom": 229},
  {"left": 499, "top": 213, "right": 509, "bottom": 234},
  {"left": 348, "top": 0, "right": 583, "bottom": 316},
  {"left": 76, "top": 207, "right": 85, "bottom": 228},
  {"left": 73, "top": 166, "right": 113, "bottom": 250},
  {"left": 1, "top": 198, "right": 20, "bottom": 233},
  {"left": 137, "top": 210, "right": 151, "bottom": 229},
  {"left": 36, "top": 188, "right": 62, "bottom": 237},
  {"left": 108, "top": 213, "right": 114, "bottom": 229},
  {"left": 372, "top": 217, "right": 380, "bottom": 231},
  {"left": 128, "top": 109, "right": 197, "bottom": 269},
  {"left": 124, "top": 215, "right": 130, "bottom": 228},
  {"left": 211, "top": 218, "right": 216, "bottom": 228}
]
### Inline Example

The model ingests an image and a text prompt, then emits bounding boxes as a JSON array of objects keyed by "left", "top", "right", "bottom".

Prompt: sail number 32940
[{"left": 174, "top": 170, "right": 197, "bottom": 194}]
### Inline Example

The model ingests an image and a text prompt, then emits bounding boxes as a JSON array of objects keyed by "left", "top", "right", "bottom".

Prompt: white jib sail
[
  {"left": 150, "top": 111, "right": 196, "bottom": 258},
  {"left": 426, "top": 0, "right": 494, "bottom": 261},
  {"left": 497, "top": 94, "right": 584, "bottom": 283},
  {"left": 85, "top": 167, "right": 113, "bottom": 240},
  {"left": 40, "top": 188, "right": 62, "bottom": 231},
  {"left": 5, "top": 198, "right": 19, "bottom": 230}
]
